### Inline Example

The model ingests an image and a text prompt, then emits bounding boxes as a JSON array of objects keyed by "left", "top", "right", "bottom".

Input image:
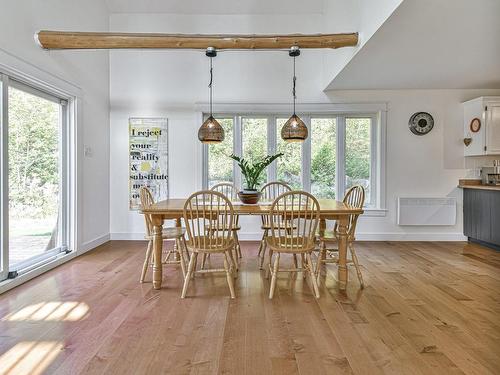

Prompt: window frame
[
  {"left": 0, "top": 57, "right": 79, "bottom": 284},
  {"left": 200, "top": 103, "right": 387, "bottom": 213}
]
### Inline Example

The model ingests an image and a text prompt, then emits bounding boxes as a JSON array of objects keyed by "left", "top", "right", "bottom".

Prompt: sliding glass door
[{"left": 0, "top": 74, "right": 69, "bottom": 281}]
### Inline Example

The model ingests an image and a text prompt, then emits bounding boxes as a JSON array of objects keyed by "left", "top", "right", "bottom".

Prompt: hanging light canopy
[
  {"left": 281, "top": 46, "right": 308, "bottom": 143},
  {"left": 198, "top": 47, "right": 224, "bottom": 144}
]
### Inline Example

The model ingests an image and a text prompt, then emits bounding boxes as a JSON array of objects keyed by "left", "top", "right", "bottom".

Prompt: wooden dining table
[{"left": 141, "top": 198, "right": 363, "bottom": 291}]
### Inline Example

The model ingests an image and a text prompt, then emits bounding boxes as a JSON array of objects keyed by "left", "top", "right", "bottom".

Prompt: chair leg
[
  {"left": 234, "top": 230, "right": 242, "bottom": 258},
  {"left": 182, "top": 236, "right": 190, "bottom": 261},
  {"left": 201, "top": 253, "right": 208, "bottom": 269},
  {"left": 228, "top": 247, "right": 238, "bottom": 278},
  {"left": 224, "top": 251, "right": 236, "bottom": 299},
  {"left": 269, "top": 253, "right": 280, "bottom": 299},
  {"left": 350, "top": 244, "right": 364, "bottom": 288},
  {"left": 176, "top": 238, "right": 187, "bottom": 279},
  {"left": 181, "top": 253, "right": 197, "bottom": 298},
  {"left": 301, "top": 254, "right": 307, "bottom": 279},
  {"left": 192, "top": 252, "right": 198, "bottom": 278},
  {"left": 257, "top": 230, "right": 267, "bottom": 257},
  {"left": 259, "top": 238, "right": 268, "bottom": 270},
  {"left": 315, "top": 240, "right": 326, "bottom": 277},
  {"left": 265, "top": 249, "right": 273, "bottom": 279},
  {"left": 140, "top": 240, "right": 153, "bottom": 283},
  {"left": 307, "top": 253, "right": 320, "bottom": 299}
]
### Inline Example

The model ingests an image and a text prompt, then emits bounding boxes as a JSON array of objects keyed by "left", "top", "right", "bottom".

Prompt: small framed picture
[{"left": 470, "top": 118, "right": 481, "bottom": 133}]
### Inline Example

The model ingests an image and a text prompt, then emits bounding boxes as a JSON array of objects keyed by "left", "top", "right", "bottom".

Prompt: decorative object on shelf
[
  {"left": 229, "top": 153, "right": 283, "bottom": 204},
  {"left": 198, "top": 47, "right": 224, "bottom": 144},
  {"left": 281, "top": 46, "right": 308, "bottom": 142},
  {"left": 129, "top": 117, "right": 169, "bottom": 210},
  {"left": 408, "top": 112, "right": 434, "bottom": 135},
  {"left": 463, "top": 137, "right": 473, "bottom": 146},
  {"left": 470, "top": 117, "right": 481, "bottom": 133}
]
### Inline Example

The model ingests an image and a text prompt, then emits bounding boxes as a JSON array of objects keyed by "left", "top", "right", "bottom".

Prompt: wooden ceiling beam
[{"left": 35, "top": 31, "right": 358, "bottom": 50}]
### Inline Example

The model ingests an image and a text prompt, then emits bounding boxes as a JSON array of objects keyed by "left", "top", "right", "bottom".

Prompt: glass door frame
[
  {"left": 0, "top": 74, "right": 8, "bottom": 281},
  {"left": 0, "top": 74, "right": 71, "bottom": 281}
]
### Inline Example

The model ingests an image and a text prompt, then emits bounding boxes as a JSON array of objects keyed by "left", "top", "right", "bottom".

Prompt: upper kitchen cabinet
[{"left": 464, "top": 96, "right": 500, "bottom": 156}]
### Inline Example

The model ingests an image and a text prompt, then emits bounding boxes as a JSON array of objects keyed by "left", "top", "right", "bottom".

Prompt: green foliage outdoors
[
  {"left": 8, "top": 88, "right": 59, "bottom": 219},
  {"left": 209, "top": 117, "right": 371, "bottom": 200},
  {"left": 230, "top": 153, "right": 283, "bottom": 190}
]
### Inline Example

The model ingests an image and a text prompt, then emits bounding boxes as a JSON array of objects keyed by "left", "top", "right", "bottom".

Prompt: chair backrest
[
  {"left": 268, "top": 191, "right": 320, "bottom": 250},
  {"left": 260, "top": 181, "right": 292, "bottom": 226},
  {"left": 139, "top": 186, "right": 155, "bottom": 236},
  {"left": 211, "top": 182, "right": 238, "bottom": 201},
  {"left": 183, "top": 190, "right": 234, "bottom": 250},
  {"left": 260, "top": 181, "right": 291, "bottom": 201},
  {"left": 335, "top": 185, "right": 365, "bottom": 239}
]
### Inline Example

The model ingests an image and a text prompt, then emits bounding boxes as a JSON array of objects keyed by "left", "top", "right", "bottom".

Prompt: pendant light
[
  {"left": 281, "top": 46, "right": 308, "bottom": 142},
  {"left": 198, "top": 47, "right": 224, "bottom": 143}
]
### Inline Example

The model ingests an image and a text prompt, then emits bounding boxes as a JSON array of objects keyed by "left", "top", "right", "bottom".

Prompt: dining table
[{"left": 140, "top": 198, "right": 363, "bottom": 291}]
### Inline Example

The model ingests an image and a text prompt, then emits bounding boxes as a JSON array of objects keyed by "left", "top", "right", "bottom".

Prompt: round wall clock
[
  {"left": 470, "top": 118, "right": 481, "bottom": 133},
  {"left": 408, "top": 112, "right": 434, "bottom": 136}
]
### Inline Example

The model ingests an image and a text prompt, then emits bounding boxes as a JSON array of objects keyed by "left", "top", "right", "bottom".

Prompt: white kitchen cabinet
[{"left": 463, "top": 96, "right": 500, "bottom": 156}]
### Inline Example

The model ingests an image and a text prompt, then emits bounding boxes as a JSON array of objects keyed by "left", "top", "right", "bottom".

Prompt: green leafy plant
[{"left": 229, "top": 153, "right": 283, "bottom": 190}]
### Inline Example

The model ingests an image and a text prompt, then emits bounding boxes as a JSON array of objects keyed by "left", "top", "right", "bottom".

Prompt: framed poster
[{"left": 129, "top": 117, "right": 169, "bottom": 210}]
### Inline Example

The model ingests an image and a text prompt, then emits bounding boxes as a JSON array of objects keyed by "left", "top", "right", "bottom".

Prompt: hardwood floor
[{"left": 0, "top": 240, "right": 499, "bottom": 374}]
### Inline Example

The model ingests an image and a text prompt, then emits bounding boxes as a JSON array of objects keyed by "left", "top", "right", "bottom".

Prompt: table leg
[
  {"left": 152, "top": 215, "right": 164, "bottom": 290},
  {"left": 319, "top": 218, "right": 327, "bottom": 262},
  {"left": 337, "top": 216, "right": 349, "bottom": 290},
  {"left": 174, "top": 218, "right": 181, "bottom": 261}
]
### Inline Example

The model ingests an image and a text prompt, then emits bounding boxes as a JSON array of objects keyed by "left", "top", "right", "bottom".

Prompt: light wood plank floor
[{"left": 0, "top": 240, "right": 499, "bottom": 375}]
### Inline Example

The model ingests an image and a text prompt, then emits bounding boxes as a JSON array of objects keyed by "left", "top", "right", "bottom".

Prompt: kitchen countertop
[{"left": 458, "top": 183, "right": 500, "bottom": 191}]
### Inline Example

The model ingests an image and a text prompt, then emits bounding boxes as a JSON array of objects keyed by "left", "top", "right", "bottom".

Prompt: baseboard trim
[
  {"left": 110, "top": 232, "right": 467, "bottom": 242},
  {"left": 79, "top": 233, "right": 111, "bottom": 253}
]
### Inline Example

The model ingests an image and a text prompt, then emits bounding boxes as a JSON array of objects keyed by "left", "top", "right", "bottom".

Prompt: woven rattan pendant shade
[{"left": 198, "top": 115, "right": 224, "bottom": 143}]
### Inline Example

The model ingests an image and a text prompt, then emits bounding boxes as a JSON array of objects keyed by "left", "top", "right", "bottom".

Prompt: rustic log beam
[{"left": 35, "top": 31, "right": 358, "bottom": 50}]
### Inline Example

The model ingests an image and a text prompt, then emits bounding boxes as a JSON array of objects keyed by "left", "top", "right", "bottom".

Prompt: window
[
  {"left": 311, "top": 118, "right": 336, "bottom": 198},
  {"left": 276, "top": 118, "right": 302, "bottom": 189},
  {"left": 1, "top": 74, "right": 71, "bottom": 282},
  {"left": 202, "top": 109, "right": 381, "bottom": 209},
  {"left": 207, "top": 118, "right": 233, "bottom": 188}
]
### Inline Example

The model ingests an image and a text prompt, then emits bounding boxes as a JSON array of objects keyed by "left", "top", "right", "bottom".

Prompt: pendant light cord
[
  {"left": 292, "top": 55, "right": 296, "bottom": 115},
  {"left": 209, "top": 56, "right": 213, "bottom": 116}
]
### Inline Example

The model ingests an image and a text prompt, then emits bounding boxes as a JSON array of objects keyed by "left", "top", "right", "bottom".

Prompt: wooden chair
[
  {"left": 181, "top": 190, "right": 236, "bottom": 298},
  {"left": 315, "top": 185, "right": 365, "bottom": 288},
  {"left": 207, "top": 182, "right": 241, "bottom": 266},
  {"left": 258, "top": 182, "right": 292, "bottom": 269},
  {"left": 265, "top": 191, "right": 321, "bottom": 299},
  {"left": 139, "top": 186, "right": 189, "bottom": 283}
]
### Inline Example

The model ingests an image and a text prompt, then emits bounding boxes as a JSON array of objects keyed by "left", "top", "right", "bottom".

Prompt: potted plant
[{"left": 229, "top": 153, "right": 283, "bottom": 204}]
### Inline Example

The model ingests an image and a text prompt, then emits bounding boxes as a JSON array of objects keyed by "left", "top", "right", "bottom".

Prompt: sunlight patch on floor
[
  {"left": 0, "top": 341, "right": 63, "bottom": 375},
  {"left": 2, "top": 301, "right": 89, "bottom": 322}
]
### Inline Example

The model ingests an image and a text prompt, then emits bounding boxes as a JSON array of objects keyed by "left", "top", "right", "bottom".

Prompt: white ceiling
[
  {"left": 105, "top": 0, "right": 325, "bottom": 15},
  {"left": 327, "top": 0, "right": 500, "bottom": 90}
]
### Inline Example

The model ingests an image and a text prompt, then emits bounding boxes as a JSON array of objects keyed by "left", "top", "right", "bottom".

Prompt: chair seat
[
  {"left": 145, "top": 227, "right": 185, "bottom": 240},
  {"left": 206, "top": 224, "right": 241, "bottom": 232},
  {"left": 186, "top": 237, "right": 235, "bottom": 253},
  {"left": 265, "top": 236, "right": 316, "bottom": 253},
  {"left": 261, "top": 222, "right": 296, "bottom": 230}
]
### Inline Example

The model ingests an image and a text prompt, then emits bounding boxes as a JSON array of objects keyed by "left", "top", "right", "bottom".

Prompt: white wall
[
  {"left": 327, "top": 89, "right": 500, "bottom": 240},
  {"left": 109, "top": 13, "right": 330, "bottom": 239},
  {"left": 0, "top": 0, "right": 110, "bottom": 249},
  {"left": 109, "top": 12, "right": 499, "bottom": 241}
]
